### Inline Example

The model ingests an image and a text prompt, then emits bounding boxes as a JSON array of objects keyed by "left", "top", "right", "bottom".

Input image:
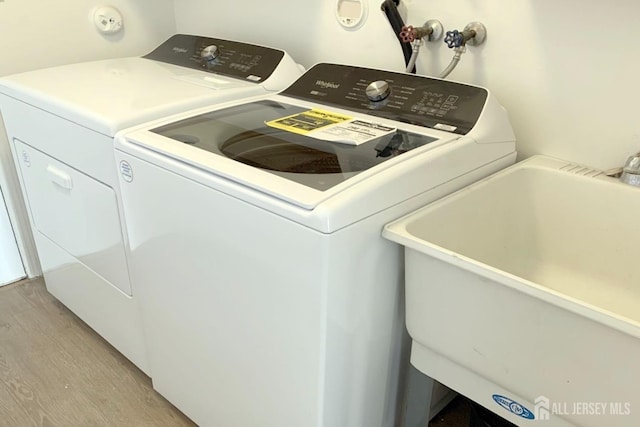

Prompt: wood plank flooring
[
  {"left": 0, "top": 277, "right": 473, "bottom": 427},
  {"left": 0, "top": 278, "right": 195, "bottom": 427}
]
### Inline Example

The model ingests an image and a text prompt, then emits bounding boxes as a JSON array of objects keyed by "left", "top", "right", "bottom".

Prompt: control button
[
  {"left": 201, "top": 45, "right": 220, "bottom": 63},
  {"left": 434, "top": 123, "right": 457, "bottom": 132},
  {"left": 366, "top": 80, "right": 391, "bottom": 102}
]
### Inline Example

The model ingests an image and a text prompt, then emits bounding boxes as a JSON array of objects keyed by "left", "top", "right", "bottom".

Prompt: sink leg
[{"left": 401, "top": 364, "right": 435, "bottom": 427}]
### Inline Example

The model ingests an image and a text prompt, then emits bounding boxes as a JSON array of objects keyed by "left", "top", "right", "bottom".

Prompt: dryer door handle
[{"left": 46, "top": 165, "right": 73, "bottom": 190}]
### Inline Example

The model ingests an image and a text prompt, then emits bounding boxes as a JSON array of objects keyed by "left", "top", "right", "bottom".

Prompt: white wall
[
  {"left": 0, "top": 0, "right": 177, "bottom": 277},
  {"left": 175, "top": 0, "right": 640, "bottom": 170},
  {"left": 0, "top": 0, "right": 177, "bottom": 76}
]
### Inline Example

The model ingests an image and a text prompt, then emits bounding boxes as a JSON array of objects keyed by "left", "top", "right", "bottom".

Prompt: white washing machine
[
  {"left": 115, "top": 63, "right": 516, "bottom": 426},
  {"left": 0, "top": 34, "right": 301, "bottom": 374}
]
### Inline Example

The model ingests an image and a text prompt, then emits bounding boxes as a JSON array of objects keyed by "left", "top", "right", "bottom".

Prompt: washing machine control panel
[
  {"left": 282, "top": 63, "right": 488, "bottom": 135},
  {"left": 200, "top": 45, "right": 220, "bottom": 63},
  {"left": 144, "top": 34, "right": 285, "bottom": 82},
  {"left": 365, "top": 80, "right": 391, "bottom": 102}
]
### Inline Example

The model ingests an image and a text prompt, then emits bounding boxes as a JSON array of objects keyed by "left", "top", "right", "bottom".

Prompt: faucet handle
[{"left": 620, "top": 153, "right": 640, "bottom": 186}]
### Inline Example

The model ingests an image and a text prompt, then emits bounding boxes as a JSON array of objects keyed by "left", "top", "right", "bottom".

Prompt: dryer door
[{"left": 14, "top": 139, "right": 131, "bottom": 295}]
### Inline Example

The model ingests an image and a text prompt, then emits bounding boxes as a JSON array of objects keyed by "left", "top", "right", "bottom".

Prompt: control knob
[
  {"left": 365, "top": 80, "right": 391, "bottom": 102},
  {"left": 200, "top": 45, "right": 220, "bottom": 63}
]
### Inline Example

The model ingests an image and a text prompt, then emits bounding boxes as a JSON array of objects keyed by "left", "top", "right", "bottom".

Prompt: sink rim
[{"left": 383, "top": 155, "right": 640, "bottom": 340}]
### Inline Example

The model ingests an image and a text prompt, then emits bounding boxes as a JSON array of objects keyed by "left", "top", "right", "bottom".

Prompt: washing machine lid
[
  {"left": 0, "top": 35, "right": 301, "bottom": 137},
  {"left": 123, "top": 62, "right": 516, "bottom": 211},
  {"left": 137, "top": 99, "right": 439, "bottom": 206}
]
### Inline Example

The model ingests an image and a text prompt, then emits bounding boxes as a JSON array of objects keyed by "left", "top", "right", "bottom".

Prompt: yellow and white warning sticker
[
  {"left": 266, "top": 109, "right": 352, "bottom": 135},
  {"left": 266, "top": 109, "right": 396, "bottom": 145}
]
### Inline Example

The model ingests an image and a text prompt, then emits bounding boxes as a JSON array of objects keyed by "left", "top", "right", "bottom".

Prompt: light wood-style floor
[
  {"left": 0, "top": 277, "right": 195, "bottom": 427},
  {"left": 0, "top": 277, "right": 474, "bottom": 427}
]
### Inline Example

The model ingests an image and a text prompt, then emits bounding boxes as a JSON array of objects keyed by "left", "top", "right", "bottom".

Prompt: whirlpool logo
[
  {"left": 492, "top": 394, "right": 535, "bottom": 420},
  {"left": 315, "top": 79, "right": 340, "bottom": 89}
]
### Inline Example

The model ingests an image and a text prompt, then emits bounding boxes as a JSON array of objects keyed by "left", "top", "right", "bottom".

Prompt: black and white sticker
[{"left": 119, "top": 160, "right": 133, "bottom": 183}]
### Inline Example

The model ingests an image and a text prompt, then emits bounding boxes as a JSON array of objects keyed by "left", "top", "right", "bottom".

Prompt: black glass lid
[
  {"left": 151, "top": 100, "right": 438, "bottom": 191},
  {"left": 221, "top": 130, "right": 345, "bottom": 174}
]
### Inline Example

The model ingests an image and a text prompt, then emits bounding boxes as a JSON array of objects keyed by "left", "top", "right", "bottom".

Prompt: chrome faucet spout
[{"left": 620, "top": 153, "right": 640, "bottom": 186}]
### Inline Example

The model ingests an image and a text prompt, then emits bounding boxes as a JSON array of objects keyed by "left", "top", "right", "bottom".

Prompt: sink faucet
[{"left": 620, "top": 153, "right": 640, "bottom": 186}]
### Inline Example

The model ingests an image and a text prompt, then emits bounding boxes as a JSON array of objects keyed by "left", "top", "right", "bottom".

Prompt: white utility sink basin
[{"left": 383, "top": 156, "right": 640, "bottom": 427}]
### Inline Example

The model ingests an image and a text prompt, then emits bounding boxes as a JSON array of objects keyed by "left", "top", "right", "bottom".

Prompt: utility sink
[{"left": 383, "top": 156, "right": 640, "bottom": 427}]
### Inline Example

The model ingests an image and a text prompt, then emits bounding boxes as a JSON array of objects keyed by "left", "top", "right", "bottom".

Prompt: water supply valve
[
  {"left": 438, "top": 22, "right": 486, "bottom": 78},
  {"left": 444, "top": 22, "right": 487, "bottom": 48},
  {"left": 444, "top": 30, "right": 464, "bottom": 48},
  {"left": 399, "top": 19, "right": 443, "bottom": 43}
]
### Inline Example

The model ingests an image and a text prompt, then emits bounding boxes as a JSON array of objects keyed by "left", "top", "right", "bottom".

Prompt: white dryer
[
  {"left": 115, "top": 63, "right": 516, "bottom": 426},
  {"left": 0, "top": 34, "right": 301, "bottom": 374}
]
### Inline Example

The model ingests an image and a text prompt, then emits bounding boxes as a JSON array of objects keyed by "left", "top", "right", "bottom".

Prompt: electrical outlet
[{"left": 93, "top": 6, "right": 123, "bottom": 34}]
